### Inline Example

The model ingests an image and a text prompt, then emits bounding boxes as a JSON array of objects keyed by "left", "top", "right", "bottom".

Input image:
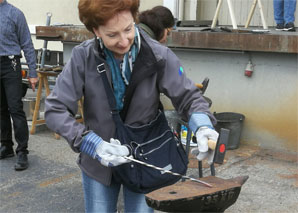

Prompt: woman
[
  {"left": 45, "top": 0, "right": 218, "bottom": 212},
  {"left": 138, "top": 6, "right": 175, "bottom": 43}
]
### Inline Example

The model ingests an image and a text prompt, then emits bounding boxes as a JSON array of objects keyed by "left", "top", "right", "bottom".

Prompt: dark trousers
[{"left": 0, "top": 57, "right": 29, "bottom": 154}]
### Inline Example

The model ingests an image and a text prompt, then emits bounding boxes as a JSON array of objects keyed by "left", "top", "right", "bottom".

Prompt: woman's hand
[
  {"left": 28, "top": 77, "right": 38, "bottom": 92},
  {"left": 80, "top": 131, "right": 131, "bottom": 167},
  {"left": 191, "top": 127, "right": 219, "bottom": 165}
]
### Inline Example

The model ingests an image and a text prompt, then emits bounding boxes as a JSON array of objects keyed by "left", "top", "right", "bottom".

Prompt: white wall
[
  {"left": 8, "top": 0, "right": 163, "bottom": 51},
  {"left": 140, "top": 0, "right": 163, "bottom": 11},
  {"left": 171, "top": 49, "right": 297, "bottom": 152}
]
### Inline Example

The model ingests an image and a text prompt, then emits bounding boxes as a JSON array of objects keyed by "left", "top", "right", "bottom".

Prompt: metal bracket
[{"left": 97, "top": 63, "right": 106, "bottom": 73}]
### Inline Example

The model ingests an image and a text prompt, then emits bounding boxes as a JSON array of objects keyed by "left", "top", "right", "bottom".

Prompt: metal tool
[
  {"left": 40, "top": 12, "right": 52, "bottom": 69},
  {"left": 124, "top": 156, "right": 213, "bottom": 188}
]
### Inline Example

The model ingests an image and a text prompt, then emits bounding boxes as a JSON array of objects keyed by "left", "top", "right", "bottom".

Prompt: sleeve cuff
[
  {"left": 189, "top": 112, "right": 214, "bottom": 133},
  {"left": 28, "top": 70, "right": 37, "bottom": 78},
  {"left": 80, "top": 131, "right": 102, "bottom": 158}
]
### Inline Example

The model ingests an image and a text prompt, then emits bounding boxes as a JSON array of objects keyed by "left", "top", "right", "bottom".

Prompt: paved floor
[{"left": 1, "top": 124, "right": 297, "bottom": 213}]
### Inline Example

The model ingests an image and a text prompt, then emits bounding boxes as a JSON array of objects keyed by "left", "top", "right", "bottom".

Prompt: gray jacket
[{"left": 45, "top": 30, "right": 216, "bottom": 185}]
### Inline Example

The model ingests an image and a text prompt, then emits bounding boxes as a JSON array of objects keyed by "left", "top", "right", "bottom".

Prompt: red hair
[{"left": 78, "top": 0, "right": 140, "bottom": 33}]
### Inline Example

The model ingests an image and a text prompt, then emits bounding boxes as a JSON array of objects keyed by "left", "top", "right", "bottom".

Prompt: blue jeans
[
  {"left": 82, "top": 171, "right": 154, "bottom": 213},
  {"left": 273, "top": 0, "right": 297, "bottom": 24}
]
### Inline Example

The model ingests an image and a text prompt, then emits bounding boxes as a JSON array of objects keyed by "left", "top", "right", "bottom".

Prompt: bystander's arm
[{"left": 16, "top": 10, "right": 38, "bottom": 91}]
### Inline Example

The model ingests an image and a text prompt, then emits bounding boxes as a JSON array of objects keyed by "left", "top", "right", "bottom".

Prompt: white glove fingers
[
  {"left": 98, "top": 141, "right": 130, "bottom": 156},
  {"left": 196, "top": 127, "right": 219, "bottom": 152},
  {"left": 102, "top": 154, "right": 130, "bottom": 166},
  {"left": 108, "top": 145, "right": 130, "bottom": 156},
  {"left": 193, "top": 127, "right": 219, "bottom": 164},
  {"left": 110, "top": 138, "right": 121, "bottom": 145},
  {"left": 197, "top": 137, "right": 208, "bottom": 152},
  {"left": 204, "top": 129, "right": 219, "bottom": 141}
]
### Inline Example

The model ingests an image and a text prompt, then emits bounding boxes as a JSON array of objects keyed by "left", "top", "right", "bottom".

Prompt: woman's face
[{"left": 93, "top": 10, "right": 135, "bottom": 59}]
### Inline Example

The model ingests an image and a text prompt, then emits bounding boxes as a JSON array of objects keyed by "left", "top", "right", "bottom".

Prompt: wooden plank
[
  {"left": 36, "top": 26, "right": 93, "bottom": 42},
  {"left": 35, "top": 26, "right": 298, "bottom": 53},
  {"left": 168, "top": 31, "right": 298, "bottom": 53}
]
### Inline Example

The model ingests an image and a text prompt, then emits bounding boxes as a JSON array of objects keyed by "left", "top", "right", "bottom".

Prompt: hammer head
[{"left": 213, "top": 128, "right": 230, "bottom": 164}]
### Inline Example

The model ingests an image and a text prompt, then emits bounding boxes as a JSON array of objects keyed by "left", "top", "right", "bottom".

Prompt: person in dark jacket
[
  {"left": 45, "top": 0, "right": 218, "bottom": 212},
  {"left": 0, "top": 0, "right": 38, "bottom": 171},
  {"left": 138, "top": 6, "right": 175, "bottom": 43}
]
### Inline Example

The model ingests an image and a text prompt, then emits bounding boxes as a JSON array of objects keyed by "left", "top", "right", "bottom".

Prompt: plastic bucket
[{"left": 214, "top": 112, "right": 245, "bottom": 150}]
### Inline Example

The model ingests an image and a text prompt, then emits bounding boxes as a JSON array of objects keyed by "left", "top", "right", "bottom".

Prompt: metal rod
[
  {"left": 124, "top": 156, "right": 212, "bottom": 188},
  {"left": 198, "top": 161, "right": 203, "bottom": 178},
  {"left": 40, "top": 12, "right": 52, "bottom": 68},
  {"left": 185, "top": 127, "right": 192, "bottom": 156},
  {"left": 210, "top": 163, "right": 216, "bottom": 176}
]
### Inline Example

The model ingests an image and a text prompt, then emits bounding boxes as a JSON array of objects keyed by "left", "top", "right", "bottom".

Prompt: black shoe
[
  {"left": 0, "top": 146, "right": 15, "bottom": 159},
  {"left": 275, "top": 23, "right": 284, "bottom": 31},
  {"left": 283, "top": 22, "right": 295, "bottom": 31},
  {"left": 15, "top": 152, "right": 28, "bottom": 171}
]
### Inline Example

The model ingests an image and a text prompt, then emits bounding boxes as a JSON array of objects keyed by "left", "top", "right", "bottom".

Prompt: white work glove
[
  {"left": 191, "top": 126, "right": 219, "bottom": 165},
  {"left": 80, "top": 131, "right": 131, "bottom": 167}
]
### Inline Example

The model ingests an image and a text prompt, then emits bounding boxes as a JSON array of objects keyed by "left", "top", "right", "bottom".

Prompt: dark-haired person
[
  {"left": 45, "top": 0, "right": 218, "bottom": 212},
  {"left": 138, "top": 6, "right": 175, "bottom": 43},
  {"left": 0, "top": 0, "right": 38, "bottom": 170}
]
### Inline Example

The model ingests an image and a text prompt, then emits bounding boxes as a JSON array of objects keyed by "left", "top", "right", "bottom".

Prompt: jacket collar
[
  {"left": 93, "top": 36, "right": 105, "bottom": 61},
  {"left": 138, "top": 23, "right": 157, "bottom": 40},
  {"left": 129, "top": 29, "right": 165, "bottom": 85}
]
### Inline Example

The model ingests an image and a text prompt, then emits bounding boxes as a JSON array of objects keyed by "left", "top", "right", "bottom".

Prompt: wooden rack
[{"left": 30, "top": 70, "right": 83, "bottom": 139}]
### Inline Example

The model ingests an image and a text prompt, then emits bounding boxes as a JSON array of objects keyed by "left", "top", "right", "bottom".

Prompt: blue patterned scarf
[{"left": 98, "top": 26, "right": 141, "bottom": 111}]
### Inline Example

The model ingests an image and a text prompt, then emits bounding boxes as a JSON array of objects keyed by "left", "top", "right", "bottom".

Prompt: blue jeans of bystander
[{"left": 273, "top": 0, "right": 297, "bottom": 24}]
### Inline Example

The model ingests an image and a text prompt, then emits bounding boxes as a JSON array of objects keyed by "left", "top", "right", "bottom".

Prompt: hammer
[{"left": 194, "top": 128, "right": 230, "bottom": 177}]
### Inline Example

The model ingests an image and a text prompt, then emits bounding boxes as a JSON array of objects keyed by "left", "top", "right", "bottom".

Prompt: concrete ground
[{"left": 1, "top": 124, "right": 297, "bottom": 213}]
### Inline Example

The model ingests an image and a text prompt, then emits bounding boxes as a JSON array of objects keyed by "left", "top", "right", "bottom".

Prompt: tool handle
[
  {"left": 195, "top": 83, "right": 203, "bottom": 89},
  {"left": 208, "top": 139, "right": 217, "bottom": 150}
]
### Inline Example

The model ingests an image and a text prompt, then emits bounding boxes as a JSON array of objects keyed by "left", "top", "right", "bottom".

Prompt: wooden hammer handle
[
  {"left": 208, "top": 140, "right": 217, "bottom": 150},
  {"left": 195, "top": 83, "right": 203, "bottom": 89}
]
